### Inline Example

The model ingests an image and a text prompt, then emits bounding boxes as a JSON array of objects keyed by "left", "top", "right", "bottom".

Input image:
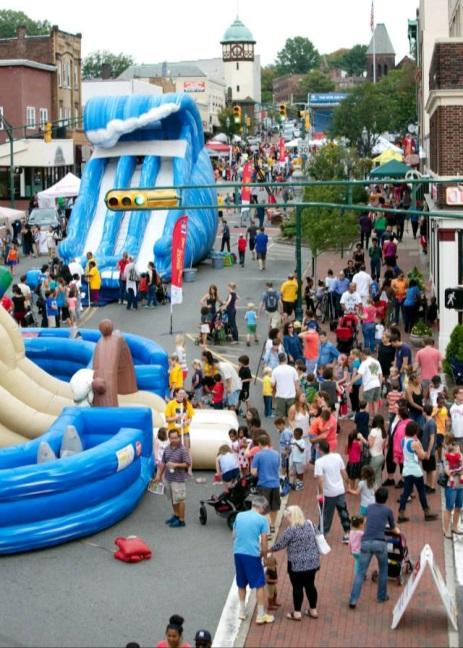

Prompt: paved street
[{"left": 0, "top": 221, "right": 308, "bottom": 648}]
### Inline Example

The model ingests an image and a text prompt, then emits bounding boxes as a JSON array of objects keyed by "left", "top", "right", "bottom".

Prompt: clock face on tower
[{"left": 231, "top": 44, "right": 244, "bottom": 58}]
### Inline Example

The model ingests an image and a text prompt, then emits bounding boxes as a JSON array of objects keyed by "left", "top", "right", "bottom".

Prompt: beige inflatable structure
[
  {"left": 0, "top": 307, "right": 165, "bottom": 446},
  {"left": 189, "top": 409, "right": 239, "bottom": 470}
]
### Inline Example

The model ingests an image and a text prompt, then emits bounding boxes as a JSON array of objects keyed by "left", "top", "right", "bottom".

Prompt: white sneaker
[
  {"left": 342, "top": 534, "right": 349, "bottom": 544},
  {"left": 256, "top": 613, "right": 274, "bottom": 625}
]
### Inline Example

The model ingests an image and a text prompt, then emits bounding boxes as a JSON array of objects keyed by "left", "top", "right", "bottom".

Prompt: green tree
[
  {"left": 82, "top": 50, "right": 135, "bottom": 80},
  {"left": 325, "top": 48, "right": 349, "bottom": 69},
  {"left": 275, "top": 37, "right": 321, "bottom": 75},
  {"left": 331, "top": 83, "right": 390, "bottom": 156},
  {"left": 296, "top": 70, "right": 335, "bottom": 101},
  {"left": 261, "top": 65, "right": 276, "bottom": 104},
  {"left": 218, "top": 107, "right": 242, "bottom": 138},
  {"left": 337, "top": 44, "right": 368, "bottom": 76},
  {"left": 331, "top": 62, "right": 417, "bottom": 155},
  {"left": 376, "top": 63, "right": 418, "bottom": 132},
  {"left": 0, "top": 9, "right": 51, "bottom": 37}
]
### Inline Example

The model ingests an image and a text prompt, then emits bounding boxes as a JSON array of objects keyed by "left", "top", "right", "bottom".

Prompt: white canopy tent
[
  {"left": 372, "top": 136, "right": 403, "bottom": 157},
  {"left": 37, "top": 172, "right": 81, "bottom": 208},
  {"left": 0, "top": 206, "right": 26, "bottom": 224}
]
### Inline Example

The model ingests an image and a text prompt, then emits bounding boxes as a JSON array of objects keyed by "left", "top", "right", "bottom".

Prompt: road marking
[{"left": 78, "top": 307, "right": 96, "bottom": 326}]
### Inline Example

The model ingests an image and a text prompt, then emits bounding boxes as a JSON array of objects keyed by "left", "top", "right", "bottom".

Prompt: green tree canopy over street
[
  {"left": 331, "top": 62, "right": 417, "bottom": 156},
  {"left": 275, "top": 37, "right": 321, "bottom": 75},
  {"left": 0, "top": 9, "right": 51, "bottom": 37},
  {"left": 82, "top": 50, "right": 135, "bottom": 80},
  {"left": 261, "top": 65, "right": 276, "bottom": 104}
]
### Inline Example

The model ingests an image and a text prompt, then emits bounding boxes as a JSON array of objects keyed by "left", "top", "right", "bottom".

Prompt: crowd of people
[{"left": 146, "top": 179, "right": 463, "bottom": 630}]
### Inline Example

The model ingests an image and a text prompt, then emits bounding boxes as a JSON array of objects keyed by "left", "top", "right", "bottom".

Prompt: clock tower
[{"left": 221, "top": 16, "right": 259, "bottom": 108}]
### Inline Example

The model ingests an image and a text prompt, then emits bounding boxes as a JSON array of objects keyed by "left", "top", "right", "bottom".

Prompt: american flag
[{"left": 370, "top": 0, "right": 375, "bottom": 32}]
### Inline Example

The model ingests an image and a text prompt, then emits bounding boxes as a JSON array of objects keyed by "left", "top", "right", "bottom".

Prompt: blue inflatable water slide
[{"left": 59, "top": 94, "right": 218, "bottom": 282}]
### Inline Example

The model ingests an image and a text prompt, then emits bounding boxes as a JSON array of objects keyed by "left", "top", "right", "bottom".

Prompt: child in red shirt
[
  {"left": 138, "top": 273, "right": 148, "bottom": 306},
  {"left": 212, "top": 373, "right": 224, "bottom": 409},
  {"left": 237, "top": 234, "right": 247, "bottom": 267},
  {"left": 346, "top": 430, "right": 363, "bottom": 489}
]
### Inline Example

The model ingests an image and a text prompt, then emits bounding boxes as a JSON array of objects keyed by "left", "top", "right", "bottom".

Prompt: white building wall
[
  {"left": 449, "top": 0, "right": 463, "bottom": 35},
  {"left": 419, "top": 0, "right": 449, "bottom": 165},
  {"left": 429, "top": 212, "right": 462, "bottom": 352},
  {"left": 224, "top": 59, "right": 256, "bottom": 101},
  {"left": 174, "top": 76, "right": 225, "bottom": 133}
]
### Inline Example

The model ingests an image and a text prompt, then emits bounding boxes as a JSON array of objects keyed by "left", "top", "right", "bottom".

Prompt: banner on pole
[
  {"left": 279, "top": 137, "right": 286, "bottom": 162},
  {"left": 170, "top": 215, "right": 188, "bottom": 305},
  {"left": 241, "top": 162, "right": 252, "bottom": 202},
  {"left": 391, "top": 544, "right": 457, "bottom": 631}
]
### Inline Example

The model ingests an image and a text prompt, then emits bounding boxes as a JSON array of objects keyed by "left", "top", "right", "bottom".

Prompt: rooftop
[
  {"left": 367, "top": 23, "right": 396, "bottom": 55},
  {"left": 118, "top": 62, "right": 206, "bottom": 80},
  {"left": 221, "top": 17, "right": 255, "bottom": 43},
  {"left": 0, "top": 58, "right": 56, "bottom": 72}
]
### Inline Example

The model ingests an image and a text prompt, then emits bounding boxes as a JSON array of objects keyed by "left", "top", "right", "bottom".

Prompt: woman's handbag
[
  {"left": 309, "top": 511, "right": 331, "bottom": 556},
  {"left": 437, "top": 472, "right": 449, "bottom": 488}
]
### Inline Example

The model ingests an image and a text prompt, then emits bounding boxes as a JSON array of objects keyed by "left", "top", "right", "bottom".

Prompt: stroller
[
  {"left": 210, "top": 310, "right": 232, "bottom": 345},
  {"left": 372, "top": 530, "right": 413, "bottom": 586},
  {"left": 335, "top": 313, "right": 359, "bottom": 353},
  {"left": 199, "top": 473, "right": 256, "bottom": 530},
  {"left": 156, "top": 281, "right": 170, "bottom": 305}
]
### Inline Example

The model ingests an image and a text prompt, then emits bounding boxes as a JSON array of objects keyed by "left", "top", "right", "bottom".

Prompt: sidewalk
[{"left": 245, "top": 232, "right": 453, "bottom": 648}]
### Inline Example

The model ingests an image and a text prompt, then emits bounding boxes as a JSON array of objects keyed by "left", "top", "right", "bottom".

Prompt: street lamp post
[
  {"left": 291, "top": 167, "right": 305, "bottom": 321},
  {"left": 0, "top": 115, "right": 15, "bottom": 207}
]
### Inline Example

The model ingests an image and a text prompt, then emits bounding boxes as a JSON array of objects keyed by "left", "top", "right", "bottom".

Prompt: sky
[{"left": 11, "top": 0, "right": 419, "bottom": 65}]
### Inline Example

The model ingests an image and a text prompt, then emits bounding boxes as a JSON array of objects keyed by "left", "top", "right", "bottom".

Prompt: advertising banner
[
  {"left": 170, "top": 216, "right": 188, "bottom": 305},
  {"left": 241, "top": 161, "right": 252, "bottom": 202}
]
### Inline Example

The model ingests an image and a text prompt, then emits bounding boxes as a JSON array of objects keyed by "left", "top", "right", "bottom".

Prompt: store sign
[
  {"left": 391, "top": 545, "right": 457, "bottom": 631},
  {"left": 446, "top": 186, "right": 463, "bottom": 206},
  {"left": 183, "top": 81, "right": 206, "bottom": 93}
]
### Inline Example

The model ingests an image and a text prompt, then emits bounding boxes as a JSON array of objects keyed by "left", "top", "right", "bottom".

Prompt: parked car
[{"left": 28, "top": 208, "right": 60, "bottom": 229}]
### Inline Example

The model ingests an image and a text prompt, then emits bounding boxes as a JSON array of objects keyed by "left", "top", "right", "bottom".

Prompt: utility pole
[{"left": 0, "top": 114, "right": 15, "bottom": 208}]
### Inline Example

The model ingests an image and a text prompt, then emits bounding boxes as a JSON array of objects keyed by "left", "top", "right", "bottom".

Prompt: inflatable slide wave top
[{"left": 59, "top": 94, "right": 218, "bottom": 282}]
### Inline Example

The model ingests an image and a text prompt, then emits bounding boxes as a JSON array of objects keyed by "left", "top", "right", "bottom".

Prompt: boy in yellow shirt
[
  {"left": 169, "top": 354, "right": 183, "bottom": 396},
  {"left": 262, "top": 366, "right": 273, "bottom": 418},
  {"left": 432, "top": 394, "right": 449, "bottom": 463}
]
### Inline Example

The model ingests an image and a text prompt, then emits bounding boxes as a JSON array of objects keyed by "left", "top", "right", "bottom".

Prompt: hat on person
[
  {"left": 293, "top": 320, "right": 302, "bottom": 329},
  {"left": 308, "top": 321, "right": 318, "bottom": 330},
  {"left": 194, "top": 630, "right": 212, "bottom": 642}
]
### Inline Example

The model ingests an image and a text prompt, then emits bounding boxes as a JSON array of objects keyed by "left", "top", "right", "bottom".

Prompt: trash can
[
  {"left": 211, "top": 256, "right": 225, "bottom": 269},
  {"left": 183, "top": 268, "right": 198, "bottom": 282}
]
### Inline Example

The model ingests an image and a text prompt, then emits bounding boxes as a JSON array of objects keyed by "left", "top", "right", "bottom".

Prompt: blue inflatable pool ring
[{"left": 0, "top": 407, "right": 154, "bottom": 554}]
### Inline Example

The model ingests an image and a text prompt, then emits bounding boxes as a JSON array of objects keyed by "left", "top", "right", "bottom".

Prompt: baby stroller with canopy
[
  {"left": 199, "top": 473, "right": 256, "bottom": 530},
  {"left": 372, "top": 529, "right": 413, "bottom": 586},
  {"left": 335, "top": 313, "right": 359, "bottom": 353}
]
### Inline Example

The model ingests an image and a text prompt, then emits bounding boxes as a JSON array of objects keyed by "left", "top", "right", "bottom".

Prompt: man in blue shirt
[
  {"left": 391, "top": 333, "right": 412, "bottom": 388},
  {"left": 349, "top": 487, "right": 400, "bottom": 608},
  {"left": 331, "top": 271, "right": 350, "bottom": 317},
  {"left": 255, "top": 227, "right": 269, "bottom": 271},
  {"left": 251, "top": 436, "right": 280, "bottom": 531},
  {"left": 233, "top": 496, "right": 274, "bottom": 625},
  {"left": 317, "top": 330, "right": 340, "bottom": 367}
]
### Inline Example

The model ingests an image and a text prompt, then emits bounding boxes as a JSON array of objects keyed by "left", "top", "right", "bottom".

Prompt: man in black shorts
[{"left": 251, "top": 435, "right": 281, "bottom": 534}]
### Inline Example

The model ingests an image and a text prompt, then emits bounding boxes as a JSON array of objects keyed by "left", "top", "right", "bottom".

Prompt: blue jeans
[
  {"left": 349, "top": 540, "right": 388, "bottom": 604},
  {"left": 370, "top": 259, "right": 381, "bottom": 280},
  {"left": 362, "top": 322, "right": 376, "bottom": 353},
  {"left": 119, "top": 279, "right": 126, "bottom": 303},
  {"left": 147, "top": 284, "right": 158, "bottom": 306},
  {"left": 393, "top": 299, "right": 404, "bottom": 325},
  {"left": 263, "top": 395, "right": 273, "bottom": 417}
]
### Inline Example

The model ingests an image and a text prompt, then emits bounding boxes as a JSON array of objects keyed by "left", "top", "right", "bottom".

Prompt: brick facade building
[
  {"left": 0, "top": 25, "right": 82, "bottom": 125},
  {"left": 0, "top": 60, "right": 54, "bottom": 143}
]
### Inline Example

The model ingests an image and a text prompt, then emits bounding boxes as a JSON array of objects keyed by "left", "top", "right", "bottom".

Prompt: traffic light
[
  {"left": 279, "top": 104, "right": 286, "bottom": 120},
  {"left": 246, "top": 116, "right": 251, "bottom": 127},
  {"left": 43, "top": 121, "right": 52, "bottom": 143},
  {"left": 304, "top": 110, "right": 311, "bottom": 131},
  {"left": 105, "top": 189, "right": 179, "bottom": 211},
  {"left": 445, "top": 287, "right": 463, "bottom": 310},
  {"left": 233, "top": 105, "right": 241, "bottom": 124}
]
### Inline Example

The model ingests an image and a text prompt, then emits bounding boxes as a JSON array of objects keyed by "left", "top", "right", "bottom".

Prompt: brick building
[
  {"left": 0, "top": 59, "right": 54, "bottom": 142},
  {"left": 366, "top": 23, "right": 395, "bottom": 81},
  {"left": 424, "top": 34, "right": 463, "bottom": 351},
  {"left": 272, "top": 74, "right": 305, "bottom": 103},
  {"left": 0, "top": 25, "right": 82, "bottom": 125}
]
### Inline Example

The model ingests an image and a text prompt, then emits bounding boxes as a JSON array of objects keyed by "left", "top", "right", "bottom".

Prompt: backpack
[{"left": 264, "top": 290, "right": 279, "bottom": 312}]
